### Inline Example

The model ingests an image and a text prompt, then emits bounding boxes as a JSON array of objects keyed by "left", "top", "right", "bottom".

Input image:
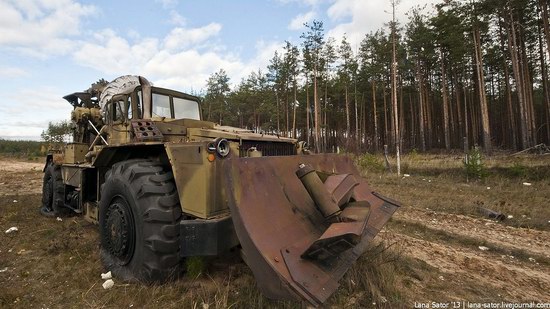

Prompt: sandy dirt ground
[
  {"left": 385, "top": 208, "right": 550, "bottom": 302},
  {"left": 0, "top": 159, "right": 44, "bottom": 196}
]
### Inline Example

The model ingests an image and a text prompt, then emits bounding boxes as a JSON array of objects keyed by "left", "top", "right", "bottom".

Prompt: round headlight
[{"left": 215, "top": 138, "right": 230, "bottom": 157}]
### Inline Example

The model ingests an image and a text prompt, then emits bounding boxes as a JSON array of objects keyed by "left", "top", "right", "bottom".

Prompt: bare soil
[
  {"left": 0, "top": 155, "right": 549, "bottom": 308},
  {"left": 0, "top": 159, "right": 44, "bottom": 196}
]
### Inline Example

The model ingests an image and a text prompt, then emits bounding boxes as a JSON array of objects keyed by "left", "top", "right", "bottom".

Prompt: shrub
[
  {"left": 408, "top": 148, "right": 419, "bottom": 161},
  {"left": 357, "top": 153, "right": 385, "bottom": 173},
  {"left": 0, "top": 139, "right": 45, "bottom": 156},
  {"left": 507, "top": 162, "right": 528, "bottom": 178},
  {"left": 463, "top": 146, "right": 487, "bottom": 180}
]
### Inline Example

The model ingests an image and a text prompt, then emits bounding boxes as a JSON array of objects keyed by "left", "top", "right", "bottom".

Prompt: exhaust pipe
[{"left": 296, "top": 163, "right": 341, "bottom": 220}]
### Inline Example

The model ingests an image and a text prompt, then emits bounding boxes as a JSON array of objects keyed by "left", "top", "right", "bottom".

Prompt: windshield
[
  {"left": 173, "top": 97, "right": 200, "bottom": 119},
  {"left": 151, "top": 92, "right": 200, "bottom": 120}
]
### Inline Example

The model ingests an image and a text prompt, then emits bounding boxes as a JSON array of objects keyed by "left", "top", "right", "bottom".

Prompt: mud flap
[{"left": 221, "top": 154, "right": 400, "bottom": 306}]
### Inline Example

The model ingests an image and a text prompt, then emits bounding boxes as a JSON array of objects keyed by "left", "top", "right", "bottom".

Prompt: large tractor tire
[
  {"left": 99, "top": 159, "right": 183, "bottom": 282},
  {"left": 40, "top": 162, "right": 66, "bottom": 217}
]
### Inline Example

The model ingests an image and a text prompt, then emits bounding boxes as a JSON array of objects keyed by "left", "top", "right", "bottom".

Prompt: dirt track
[
  {"left": 1, "top": 156, "right": 549, "bottom": 307},
  {"left": 385, "top": 207, "right": 550, "bottom": 302},
  {"left": 395, "top": 207, "right": 550, "bottom": 259}
]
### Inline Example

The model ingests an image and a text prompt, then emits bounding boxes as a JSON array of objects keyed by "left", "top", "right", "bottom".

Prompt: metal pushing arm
[{"left": 88, "top": 120, "right": 108, "bottom": 148}]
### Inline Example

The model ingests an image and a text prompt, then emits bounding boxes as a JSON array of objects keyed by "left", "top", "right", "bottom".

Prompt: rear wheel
[
  {"left": 99, "top": 159, "right": 183, "bottom": 282},
  {"left": 40, "top": 162, "right": 65, "bottom": 217}
]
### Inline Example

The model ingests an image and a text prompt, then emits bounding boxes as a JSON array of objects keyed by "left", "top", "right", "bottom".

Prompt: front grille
[{"left": 239, "top": 140, "right": 296, "bottom": 157}]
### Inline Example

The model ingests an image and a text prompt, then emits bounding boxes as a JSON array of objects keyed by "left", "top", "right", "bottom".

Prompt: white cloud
[
  {"left": 246, "top": 40, "right": 284, "bottom": 73},
  {"left": 147, "top": 40, "right": 283, "bottom": 91},
  {"left": 0, "top": 86, "right": 72, "bottom": 138},
  {"left": 277, "top": 0, "right": 323, "bottom": 6},
  {"left": 0, "top": 0, "right": 96, "bottom": 57},
  {"left": 71, "top": 24, "right": 277, "bottom": 92},
  {"left": 73, "top": 29, "right": 159, "bottom": 74},
  {"left": 144, "top": 50, "right": 243, "bottom": 90},
  {"left": 288, "top": 11, "right": 316, "bottom": 30},
  {"left": 0, "top": 66, "right": 28, "bottom": 78},
  {"left": 326, "top": 0, "right": 438, "bottom": 48},
  {"left": 7, "top": 86, "right": 69, "bottom": 110},
  {"left": 163, "top": 23, "right": 222, "bottom": 51},
  {"left": 155, "top": 0, "right": 178, "bottom": 9},
  {"left": 169, "top": 10, "right": 186, "bottom": 26},
  {"left": 73, "top": 23, "right": 251, "bottom": 91}
]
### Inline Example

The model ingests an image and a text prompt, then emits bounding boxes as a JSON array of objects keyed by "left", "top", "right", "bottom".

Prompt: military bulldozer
[{"left": 40, "top": 75, "right": 400, "bottom": 306}]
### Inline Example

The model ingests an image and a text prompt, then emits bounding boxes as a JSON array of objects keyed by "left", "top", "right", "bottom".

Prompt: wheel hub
[{"left": 104, "top": 198, "right": 135, "bottom": 265}]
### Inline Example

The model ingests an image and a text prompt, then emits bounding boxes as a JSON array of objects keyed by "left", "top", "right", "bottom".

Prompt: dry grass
[
  {"left": 328, "top": 240, "right": 408, "bottom": 308},
  {"left": 360, "top": 152, "right": 550, "bottom": 231}
]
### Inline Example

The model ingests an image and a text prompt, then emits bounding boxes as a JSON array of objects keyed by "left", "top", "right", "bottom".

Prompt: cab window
[
  {"left": 106, "top": 99, "right": 126, "bottom": 124},
  {"left": 135, "top": 91, "right": 143, "bottom": 119},
  {"left": 152, "top": 93, "right": 171, "bottom": 118},
  {"left": 113, "top": 100, "right": 125, "bottom": 123}
]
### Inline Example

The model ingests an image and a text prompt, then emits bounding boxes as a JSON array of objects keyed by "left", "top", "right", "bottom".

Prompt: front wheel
[
  {"left": 99, "top": 159, "right": 183, "bottom": 282},
  {"left": 40, "top": 162, "right": 66, "bottom": 217}
]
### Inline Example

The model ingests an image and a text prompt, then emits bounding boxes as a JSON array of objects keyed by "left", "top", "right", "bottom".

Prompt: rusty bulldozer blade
[{"left": 221, "top": 154, "right": 400, "bottom": 306}]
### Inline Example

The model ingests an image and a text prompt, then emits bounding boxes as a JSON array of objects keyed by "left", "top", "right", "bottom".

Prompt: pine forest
[{"left": 202, "top": 0, "right": 550, "bottom": 154}]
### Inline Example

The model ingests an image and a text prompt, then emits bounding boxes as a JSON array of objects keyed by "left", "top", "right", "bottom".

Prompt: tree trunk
[
  {"left": 454, "top": 71, "right": 463, "bottom": 147},
  {"left": 498, "top": 16, "right": 517, "bottom": 149},
  {"left": 449, "top": 67, "right": 456, "bottom": 147},
  {"left": 507, "top": 9, "right": 529, "bottom": 149},
  {"left": 275, "top": 91, "right": 280, "bottom": 133},
  {"left": 424, "top": 82, "right": 432, "bottom": 149},
  {"left": 519, "top": 28, "right": 536, "bottom": 145},
  {"left": 409, "top": 92, "right": 415, "bottom": 147},
  {"left": 353, "top": 78, "right": 359, "bottom": 152},
  {"left": 306, "top": 74, "right": 310, "bottom": 146},
  {"left": 391, "top": 1, "right": 400, "bottom": 175},
  {"left": 537, "top": 6, "right": 550, "bottom": 145},
  {"left": 470, "top": 87, "right": 478, "bottom": 146},
  {"left": 372, "top": 81, "right": 379, "bottom": 152},
  {"left": 464, "top": 86, "right": 469, "bottom": 151},
  {"left": 539, "top": 0, "right": 550, "bottom": 144},
  {"left": 383, "top": 86, "right": 388, "bottom": 146},
  {"left": 285, "top": 83, "right": 289, "bottom": 137},
  {"left": 313, "top": 64, "right": 321, "bottom": 153},
  {"left": 399, "top": 78, "right": 404, "bottom": 151},
  {"left": 361, "top": 93, "right": 366, "bottom": 150},
  {"left": 541, "top": 0, "right": 550, "bottom": 62},
  {"left": 473, "top": 27, "right": 492, "bottom": 153},
  {"left": 345, "top": 84, "right": 350, "bottom": 151},
  {"left": 504, "top": 60, "right": 517, "bottom": 150},
  {"left": 324, "top": 80, "right": 328, "bottom": 152},
  {"left": 440, "top": 49, "right": 451, "bottom": 150},
  {"left": 417, "top": 60, "right": 426, "bottom": 152},
  {"left": 292, "top": 77, "right": 297, "bottom": 139}
]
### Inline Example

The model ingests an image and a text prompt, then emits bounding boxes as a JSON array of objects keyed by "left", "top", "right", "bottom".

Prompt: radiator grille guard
[{"left": 239, "top": 140, "right": 297, "bottom": 157}]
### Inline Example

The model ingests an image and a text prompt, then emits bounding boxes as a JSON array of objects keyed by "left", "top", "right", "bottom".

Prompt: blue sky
[{"left": 0, "top": 0, "right": 437, "bottom": 140}]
